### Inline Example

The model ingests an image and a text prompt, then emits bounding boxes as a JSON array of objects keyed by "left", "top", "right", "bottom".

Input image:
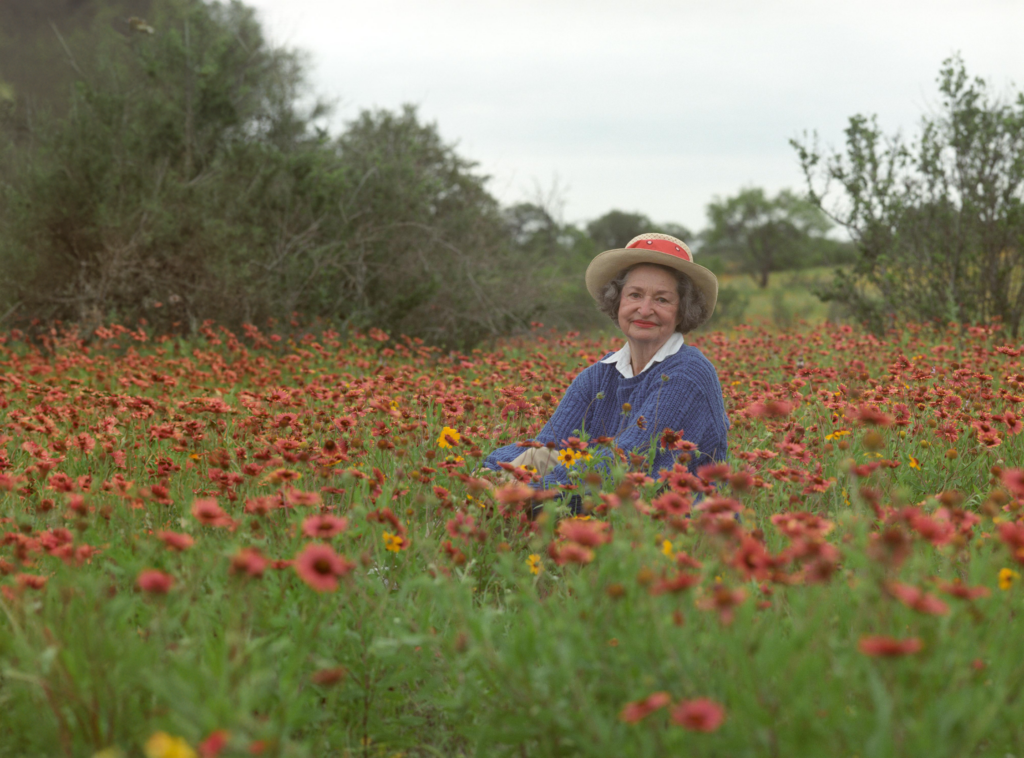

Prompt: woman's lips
[{"left": 632, "top": 320, "right": 657, "bottom": 328}]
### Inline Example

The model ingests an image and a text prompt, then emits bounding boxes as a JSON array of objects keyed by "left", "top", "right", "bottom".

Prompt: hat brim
[{"left": 585, "top": 248, "right": 719, "bottom": 327}]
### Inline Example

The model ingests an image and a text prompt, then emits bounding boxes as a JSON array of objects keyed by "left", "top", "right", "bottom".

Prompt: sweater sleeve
[
  {"left": 483, "top": 365, "right": 601, "bottom": 487},
  {"left": 617, "top": 361, "right": 729, "bottom": 478}
]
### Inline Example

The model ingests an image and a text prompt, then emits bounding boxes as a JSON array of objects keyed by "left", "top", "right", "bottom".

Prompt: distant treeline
[{"left": 1, "top": 1, "right": 1021, "bottom": 342}]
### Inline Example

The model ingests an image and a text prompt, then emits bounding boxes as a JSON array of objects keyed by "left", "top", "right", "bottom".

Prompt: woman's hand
[{"left": 509, "top": 447, "right": 561, "bottom": 478}]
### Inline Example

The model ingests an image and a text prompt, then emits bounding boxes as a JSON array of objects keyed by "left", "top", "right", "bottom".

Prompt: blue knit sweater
[{"left": 483, "top": 345, "right": 729, "bottom": 487}]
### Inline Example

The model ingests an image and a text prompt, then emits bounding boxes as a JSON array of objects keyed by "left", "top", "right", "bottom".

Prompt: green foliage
[
  {"left": 586, "top": 211, "right": 693, "bottom": 252},
  {"left": 703, "top": 284, "right": 750, "bottom": 328},
  {"left": 701, "top": 187, "right": 836, "bottom": 288},
  {"left": 793, "top": 56, "right": 1024, "bottom": 335},
  {"left": 586, "top": 210, "right": 654, "bottom": 250},
  {"left": 0, "top": 1, "right": 541, "bottom": 348}
]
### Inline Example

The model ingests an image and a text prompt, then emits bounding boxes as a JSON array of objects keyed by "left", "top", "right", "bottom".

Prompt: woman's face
[{"left": 617, "top": 264, "right": 680, "bottom": 349}]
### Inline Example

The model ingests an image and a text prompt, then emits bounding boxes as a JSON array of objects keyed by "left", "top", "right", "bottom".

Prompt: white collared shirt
[{"left": 600, "top": 332, "right": 685, "bottom": 379}]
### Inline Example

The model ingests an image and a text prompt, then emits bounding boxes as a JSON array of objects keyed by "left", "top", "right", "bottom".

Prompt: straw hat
[{"left": 585, "top": 232, "right": 718, "bottom": 323}]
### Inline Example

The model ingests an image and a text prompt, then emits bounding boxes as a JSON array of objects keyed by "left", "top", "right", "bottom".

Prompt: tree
[
  {"left": 701, "top": 187, "right": 832, "bottom": 288},
  {"left": 0, "top": 0, "right": 325, "bottom": 331},
  {"left": 792, "top": 56, "right": 1024, "bottom": 334},
  {"left": 586, "top": 210, "right": 654, "bottom": 250},
  {"left": 0, "top": 1, "right": 544, "bottom": 346}
]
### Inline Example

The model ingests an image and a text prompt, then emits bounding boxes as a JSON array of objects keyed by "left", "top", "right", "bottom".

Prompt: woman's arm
[{"left": 482, "top": 365, "right": 600, "bottom": 487}]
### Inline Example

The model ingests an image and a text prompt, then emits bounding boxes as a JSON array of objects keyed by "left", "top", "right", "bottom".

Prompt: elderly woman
[{"left": 483, "top": 232, "right": 728, "bottom": 489}]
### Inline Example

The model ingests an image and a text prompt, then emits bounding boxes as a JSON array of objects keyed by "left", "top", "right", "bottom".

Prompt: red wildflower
[
  {"left": 310, "top": 666, "right": 348, "bottom": 686},
  {"left": 729, "top": 535, "right": 773, "bottom": 581},
  {"left": 301, "top": 515, "right": 349, "bottom": 539},
  {"left": 137, "top": 569, "right": 174, "bottom": 594},
  {"left": 747, "top": 400, "right": 793, "bottom": 419},
  {"left": 285, "top": 488, "right": 322, "bottom": 507},
  {"left": 935, "top": 579, "right": 990, "bottom": 601},
  {"left": 770, "top": 512, "right": 833, "bottom": 540},
  {"left": 245, "top": 495, "right": 279, "bottom": 516},
  {"left": 911, "top": 511, "right": 955, "bottom": 546},
  {"left": 156, "top": 531, "right": 195, "bottom": 552},
  {"left": 1000, "top": 468, "right": 1024, "bottom": 499},
  {"left": 727, "top": 470, "right": 754, "bottom": 492},
  {"left": 198, "top": 730, "right": 230, "bottom": 758},
  {"left": 293, "top": 543, "right": 354, "bottom": 592},
  {"left": 366, "top": 507, "right": 405, "bottom": 535},
  {"left": 446, "top": 512, "right": 479, "bottom": 542},
  {"left": 696, "top": 585, "right": 747, "bottom": 625},
  {"left": 650, "top": 571, "right": 701, "bottom": 595},
  {"left": 547, "top": 541, "right": 595, "bottom": 566},
  {"left": 651, "top": 491, "right": 691, "bottom": 518},
  {"left": 858, "top": 636, "right": 923, "bottom": 657},
  {"left": 659, "top": 428, "right": 682, "bottom": 449},
  {"left": 264, "top": 468, "right": 302, "bottom": 484},
  {"left": 230, "top": 547, "right": 269, "bottom": 578},
  {"left": 997, "top": 521, "right": 1024, "bottom": 563},
  {"left": 694, "top": 496, "right": 743, "bottom": 516},
  {"left": 191, "top": 498, "right": 234, "bottom": 529},
  {"left": 669, "top": 698, "right": 726, "bottom": 732},
  {"left": 696, "top": 462, "right": 731, "bottom": 481},
  {"left": 556, "top": 519, "right": 611, "bottom": 547},
  {"left": 886, "top": 582, "right": 949, "bottom": 616},
  {"left": 851, "top": 404, "right": 894, "bottom": 427},
  {"left": 16, "top": 573, "right": 48, "bottom": 590},
  {"left": 619, "top": 691, "right": 671, "bottom": 724}
]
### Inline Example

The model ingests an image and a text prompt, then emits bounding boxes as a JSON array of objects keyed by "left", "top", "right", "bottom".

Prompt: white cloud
[{"left": 249, "top": 0, "right": 1024, "bottom": 231}]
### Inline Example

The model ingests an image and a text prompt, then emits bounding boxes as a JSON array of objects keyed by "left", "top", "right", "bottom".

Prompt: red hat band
[{"left": 626, "top": 238, "right": 692, "bottom": 262}]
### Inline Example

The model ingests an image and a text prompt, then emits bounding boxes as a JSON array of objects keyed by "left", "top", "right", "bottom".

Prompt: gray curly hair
[{"left": 596, "top": 263, "right": 709, "bottom": 334}]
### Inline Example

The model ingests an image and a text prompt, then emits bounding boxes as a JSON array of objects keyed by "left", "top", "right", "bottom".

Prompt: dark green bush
[{"left": 0, "top": 0, "right": 544, "bottom": 347}]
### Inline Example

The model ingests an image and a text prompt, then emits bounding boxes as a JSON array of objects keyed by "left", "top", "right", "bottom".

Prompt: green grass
[{"left": 716, "top": 266, "right": 839, "bottom": 326}]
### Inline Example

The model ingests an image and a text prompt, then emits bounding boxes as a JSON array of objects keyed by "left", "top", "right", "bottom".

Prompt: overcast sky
[{"left": 246, "top": 0, "right": 1022, "bottom": 234}]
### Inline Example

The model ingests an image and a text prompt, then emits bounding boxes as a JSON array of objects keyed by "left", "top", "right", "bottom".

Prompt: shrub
[{"left": 793, "top": 56, "right": 1024, "bottom": 334}]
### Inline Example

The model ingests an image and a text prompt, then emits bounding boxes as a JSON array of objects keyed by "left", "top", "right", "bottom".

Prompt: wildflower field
[{"left": 2, "top": 319, "right": 1024, "bottom": 758}]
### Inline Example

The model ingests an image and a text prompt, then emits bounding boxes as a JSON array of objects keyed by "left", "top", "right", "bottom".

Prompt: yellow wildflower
[
  {"left": 144, "top": 733, "right": 196, "bottom": 758},
  {"left": 383, "top": 532, "right": 405, "bottom": 553},
  {"left": 825, "top": 429, "right": 850, "bottom": 441},
  {"left": 999, "top": 567, "right": 1020, "bottom": 591},
  {"left": 661, "top": 540, "right": 674, "bottom": 559},
  {"left": 92, "top": 749, "right": 125, "bottom": 758},
  {"left": 437, "top": 426, "right": 461, "bottom": 448},
  {"left": 909, "top": 456, "right": 921, "bottom": 470},
  {"left": 527, "top": 554, "right": 542, "bottom": 575},
  {"left": 557, "top": 448, "right": 578, "bottom": 467}
]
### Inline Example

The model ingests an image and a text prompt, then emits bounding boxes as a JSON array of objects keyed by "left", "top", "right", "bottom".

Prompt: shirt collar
[{"left": 600, "top": 332, "right": 685, "bottom": 378}]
